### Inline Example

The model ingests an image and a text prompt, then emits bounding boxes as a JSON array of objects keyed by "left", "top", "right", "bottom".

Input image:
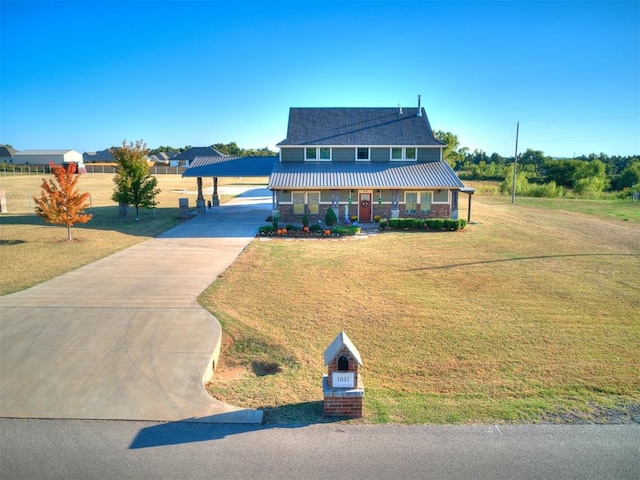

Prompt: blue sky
[{"left": 1, "top": 0, "right": 638, "bottom": 157}]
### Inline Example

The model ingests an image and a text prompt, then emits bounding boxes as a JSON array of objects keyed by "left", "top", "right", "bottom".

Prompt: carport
[{"left": 182, "top": 155, "right": 278, "bottom": 212}]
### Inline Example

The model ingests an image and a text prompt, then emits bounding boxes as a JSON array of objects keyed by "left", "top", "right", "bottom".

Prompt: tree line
[
  {"left": 434, "top": 131, "right": 640, "bottom": 198},
  {"left": 148, "top": 142, "right": 276, "bottom": 157}
]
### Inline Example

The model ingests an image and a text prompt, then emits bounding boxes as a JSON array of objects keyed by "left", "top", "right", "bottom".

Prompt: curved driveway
[{"left": 0, "top": 187, "right": 270, "bottom": 423}]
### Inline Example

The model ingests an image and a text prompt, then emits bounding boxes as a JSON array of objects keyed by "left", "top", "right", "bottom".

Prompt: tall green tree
[
  {"left": 434, "top": 130, "right": 467, "bottom": 168},
  {"left": 33, "top": 162, "right": 93, "bottom": 241},
  {"left": 111, "top": 140, "right": 160, "bottom": 220},
  {"left": 572, "top": 159, "right": 609, "bottom": 197}
]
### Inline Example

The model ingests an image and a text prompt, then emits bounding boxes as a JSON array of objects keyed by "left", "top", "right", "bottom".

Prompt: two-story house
[{"left": 269, "top": 99, "right": 465, "bottom": 223}]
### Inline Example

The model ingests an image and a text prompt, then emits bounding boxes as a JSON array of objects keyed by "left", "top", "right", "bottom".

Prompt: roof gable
[
  {"left": 324, "top": 331, "right": 363, "bottom": 366},
  {"left": 171, "top": 146, "right": 226, "bottom": 161},
  {"left": 278, "top": 108, "right": 444, "bottom": 147}
]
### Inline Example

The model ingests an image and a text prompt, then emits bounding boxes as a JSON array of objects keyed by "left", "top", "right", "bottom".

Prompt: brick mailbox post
[{"left": 323, "top": 331, "right": 364, "bottom": 417}]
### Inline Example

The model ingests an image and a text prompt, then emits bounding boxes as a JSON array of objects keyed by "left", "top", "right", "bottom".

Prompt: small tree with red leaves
[{"left": 33, "top": 162, "right": 93, "bottom": 241}]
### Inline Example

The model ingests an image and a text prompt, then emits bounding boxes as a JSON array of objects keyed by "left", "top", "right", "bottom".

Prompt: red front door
[{"left": 359, "top": 193, "right": 372, "bottom": 222}]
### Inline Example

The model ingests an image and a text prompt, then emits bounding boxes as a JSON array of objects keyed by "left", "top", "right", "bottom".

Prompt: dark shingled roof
[
  {"left": 277, "top": 107, "right": 445, "bottom": 147},
  {"left": 182, "top": 155, "right": 278, "bottom": 178},
  {"left": 268, "top": 160, "right": 464, "bottom": 190},
  {"left": 171, "top": 146, "right": 226, "bottom": 161}
]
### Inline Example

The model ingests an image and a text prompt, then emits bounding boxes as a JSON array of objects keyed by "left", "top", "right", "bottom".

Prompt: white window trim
[
  {"left": 305, "top": 147, "right": 332, "bottom": 162},
  {"left": 390, "top": 147, "right": 418, "bottom": 161},
  {"left": 356, "top": 147, "right": 370, "bottom": 161}
]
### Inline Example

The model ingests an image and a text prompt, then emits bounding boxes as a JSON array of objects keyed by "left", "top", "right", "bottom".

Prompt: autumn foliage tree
[
  {"left": 110, "top": 140, "right": 160, "bottom": 220},
  {"left": 33, "top": 162, "right": 93, "bottom": 241}
]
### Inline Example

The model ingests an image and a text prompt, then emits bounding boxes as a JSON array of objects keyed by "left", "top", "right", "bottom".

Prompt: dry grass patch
[
  {"left": 0, "top": 173, "right": 267, "bottom": 294},
  {"left": 201, "top": 196, "right": 639, "bottom": 424}
]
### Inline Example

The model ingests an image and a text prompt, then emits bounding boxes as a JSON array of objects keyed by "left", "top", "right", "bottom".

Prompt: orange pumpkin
[
  {"left": 282, "top": 228, "right": 288, "bottom": 234},
  {"left": 325, "top": 229, "right": 331, "bottom": 235},
  {"left": 276, "top": 229, "right": 282, "bottom": 235}
]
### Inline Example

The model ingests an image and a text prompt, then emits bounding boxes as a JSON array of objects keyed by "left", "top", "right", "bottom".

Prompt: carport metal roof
[{"left": 182, "top": 155, "right": 278, "bottom": 178}]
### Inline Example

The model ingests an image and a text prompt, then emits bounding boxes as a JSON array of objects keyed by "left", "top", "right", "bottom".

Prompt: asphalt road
[{"left": 1, "top": 419, "right": 638, "bottom": 479}]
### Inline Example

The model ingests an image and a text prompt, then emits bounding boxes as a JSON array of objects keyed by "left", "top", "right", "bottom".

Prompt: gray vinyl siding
[
  {"left": 339, "top": 190, "right": 352, "bottom": 202},
  {"left": 417, "top": 148, "right": 441, "bottom": 162},
  {"left": 320, "top": 191, "right": 333, "bottom": 202},
  {"left": 280, "top": 148, "right": 304, "bottom": 162},
  {"left": 371, "top": 148, "right": 389, "bottom": 162},
  {"left": 332, "top": 148, "right": 355, "bottom": 162}
]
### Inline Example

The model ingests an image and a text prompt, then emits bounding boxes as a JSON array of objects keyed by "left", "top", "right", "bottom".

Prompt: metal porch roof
[
  {"left": 268, "top": 161, "right": 464, "bottom": 190},
  {"left": 182, "top": 155, "right": 278, "bottom": 178}
]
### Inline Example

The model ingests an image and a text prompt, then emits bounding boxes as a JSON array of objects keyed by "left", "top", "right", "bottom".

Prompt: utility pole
[{"left": 511, "top": 121, "right": 519, "bottom": 204}]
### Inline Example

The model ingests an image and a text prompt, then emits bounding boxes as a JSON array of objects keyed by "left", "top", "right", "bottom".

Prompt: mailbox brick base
[{"left": 322, "top": 375, "right": 364, "bottom": 417}]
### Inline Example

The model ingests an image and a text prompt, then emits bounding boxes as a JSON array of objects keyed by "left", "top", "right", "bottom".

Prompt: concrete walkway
[{"left": 0, "top": 187, "right": 272, "bottom": 423}]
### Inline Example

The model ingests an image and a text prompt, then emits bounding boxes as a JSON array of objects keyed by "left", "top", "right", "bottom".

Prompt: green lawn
[
  {"left": 200, "top": 196, "right": 640, "bottom": 424},
  {"left": 2, "top": 174, "right": 638, "bottom": 425}
]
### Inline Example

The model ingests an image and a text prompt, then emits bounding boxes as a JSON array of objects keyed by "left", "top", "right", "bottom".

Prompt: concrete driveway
[{"left": 0, "top": 187, "right": 271, "bottom": 423}]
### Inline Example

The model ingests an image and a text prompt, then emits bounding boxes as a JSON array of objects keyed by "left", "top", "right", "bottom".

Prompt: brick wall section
[
  {"left": 323, "top": 396, "right": 363, "bottom": 417},
  {"left": 326, "top": 347, "right": 359, "bottom": 388}
]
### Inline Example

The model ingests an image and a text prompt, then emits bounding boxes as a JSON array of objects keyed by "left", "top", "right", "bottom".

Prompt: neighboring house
[
  {"left": 83, "top": 149, "right": 115, "bottom": 163},
  {"left": 13, "top": 150, "right": 85, "bottom": 170},
  {"left": 170, "top": 146, "right": 226, "bottom": 167},
  {"left": 148, "top": 151, "right": 179, "bottom": 165},
  {"left": 269, "top": 99, "right": 465, "bottom": 222},
  {"left": 0, "top": 145, "right": 17, "bottom": 163}
]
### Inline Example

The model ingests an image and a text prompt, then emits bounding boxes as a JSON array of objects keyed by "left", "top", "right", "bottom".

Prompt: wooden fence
[{"left": 0, "top": 164, "right": 188, "bottom": 175}]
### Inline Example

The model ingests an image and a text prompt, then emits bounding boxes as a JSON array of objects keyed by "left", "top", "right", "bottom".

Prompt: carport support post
[
  {"left": 467, "top": 191, "right": 473, "bottom": 223},
  {"left": 212, "top": 177, "right": 220, "bottom": 206},
  {"left": 196, "top": 177, "right": 205, "bottom": 213}
]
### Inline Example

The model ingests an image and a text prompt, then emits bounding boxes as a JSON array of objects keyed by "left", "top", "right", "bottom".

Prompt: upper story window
[
  {"left": 305, "top": 147, "right": 331, "bottom": 161},
  {"left": 356, "top": 147, "right": 370, "bottom": 161},
  {"left": 391, "top": 147, "right": 417, "bottom": 161}
]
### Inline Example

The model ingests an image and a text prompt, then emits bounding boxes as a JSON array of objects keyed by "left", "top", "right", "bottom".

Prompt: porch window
[
  {"left": 391, "top": 147, "right": 417, "bottom": 161},
  {"left": 305, "top": 147, "right": 331, "bottom": 161},
  {"left": 293, "top": 192, "right": 305, "bottom": 214},
  {"left": 305, "top": 148, "right": 317, "bottom": 160},
  {"left": 357, "top": 147, "right": 370, "bottom": 161},
  {"left": 420, "top": 191, "right": 432, "bottom": 213},
  {"left": 405, "top": 192, "right": 418, "bottom": 214},
  {"left": 319, "top": 148, "right": 331, "bottom": 160},
  {"left": 308, "top": 192, "right": 320, "bottom": 214}
]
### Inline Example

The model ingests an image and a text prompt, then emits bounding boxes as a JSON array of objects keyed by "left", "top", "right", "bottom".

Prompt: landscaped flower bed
[{"left": 257, "top": 224, "right": 361, "bottom": 237}]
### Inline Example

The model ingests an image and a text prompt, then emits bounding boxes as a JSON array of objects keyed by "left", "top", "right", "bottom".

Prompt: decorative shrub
[
  {"left": 325, "top": 207, "right": 337, "bottom": 226},
  {"left": 302, "top": 215, "right": 309, "bottom": 227},
  {"left": 443, "top": 219, "right": 459, "bottom": 231},
  {"left": 385, "top": 218, "right": 466, "bottom": 231},
  {"left": 373, "top": 215, "right": 381, "bottom": 222},
  {"left": 309, "top": 224, "right": 322, "bottom": 232},
  {"left": 332, "top": 225, "right": 360, "bottom": 236},
  {"left": 389, "top": 218, "right": 424, "bottom": 229},
  {"left": 258, "top": 225, "right": 275, "bottom": 235},
  {"left": 271, "top": 214, "right": 280, "bottom": 229},
  {"left": 350, "top": 215, "right": 358, "bottom": 222},
  {"left": 426, "top": 218, "right": 444, "bottom": 230},
  {"left": 285, "top": 224, "right": 298, "bottom": 231}
]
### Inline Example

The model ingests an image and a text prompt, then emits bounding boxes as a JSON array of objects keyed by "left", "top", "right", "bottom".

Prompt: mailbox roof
[{"left": 324, "top": 331, "right": 363, "bottom": 366}]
